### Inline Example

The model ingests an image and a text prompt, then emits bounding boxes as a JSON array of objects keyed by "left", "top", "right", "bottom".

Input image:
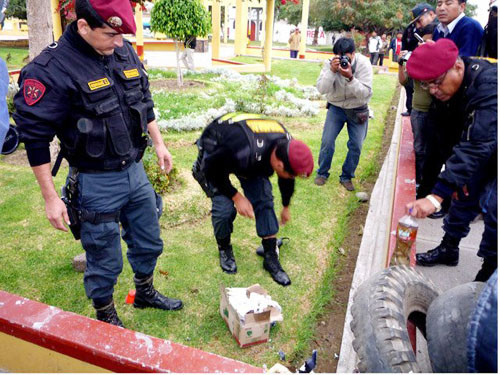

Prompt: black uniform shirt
[
  {"left": 432, "top": 58, "right": 497, "bottom": 198},
  {"left": 201, "top": 123, "right": 295, "bottom": 207},
  {"left": 14, "top": 23, "right": 155, "bottom": 167}
]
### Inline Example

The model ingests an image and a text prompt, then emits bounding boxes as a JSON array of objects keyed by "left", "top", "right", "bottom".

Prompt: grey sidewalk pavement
[{"left": 416, "top": 215, "right": 483, "bottom": 291}]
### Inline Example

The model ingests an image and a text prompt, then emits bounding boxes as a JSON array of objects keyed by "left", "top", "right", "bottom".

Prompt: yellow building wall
[{"left": 0, "top": 332, "right": 109, "bottom": 373}]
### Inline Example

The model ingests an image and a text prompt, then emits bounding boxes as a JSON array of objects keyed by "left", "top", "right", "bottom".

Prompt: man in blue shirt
[{"left": 433, "top": 0, "right": 483, "bottom": 56}]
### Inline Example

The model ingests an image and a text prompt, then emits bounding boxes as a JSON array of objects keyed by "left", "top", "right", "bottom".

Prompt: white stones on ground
[
  {"left": 338, "top": 247, "right": 346, "bottom": 256},
  {"left": 73, "top": 252, "right": 87, "bottom": 273},
  {"left": 355, "top": 192, "right": 369, "bottom": 202}
]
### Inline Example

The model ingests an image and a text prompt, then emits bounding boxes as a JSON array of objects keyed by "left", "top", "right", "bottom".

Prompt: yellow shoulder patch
[
  {"left": 88, "top": 78, "right": 111, "bottom": 91},
  {"left": 219, "top": 112, "right": 266, "bottom": 123},
  {"left": 123, "top": 68, "right": 140, "bottom": 79},
  {"left": 246, "top": 119, "right": 285, "bottom": 134}
]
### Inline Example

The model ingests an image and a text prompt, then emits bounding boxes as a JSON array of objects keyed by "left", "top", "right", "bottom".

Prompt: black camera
[{"left": 340, "top": 55, "right": 351, "bottom": 68}]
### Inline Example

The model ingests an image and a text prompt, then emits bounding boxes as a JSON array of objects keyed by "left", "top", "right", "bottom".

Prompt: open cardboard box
[{"left": 220, "top": 284, "right": 283, "bottom": 348}]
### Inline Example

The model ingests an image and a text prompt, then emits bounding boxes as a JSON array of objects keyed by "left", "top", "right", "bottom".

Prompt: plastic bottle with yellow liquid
[{"left": 392, "top": 214, "right": 419, "bottom": 266}]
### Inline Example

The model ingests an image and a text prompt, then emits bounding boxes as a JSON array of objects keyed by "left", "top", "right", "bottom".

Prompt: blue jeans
[
  {"left": 317, "top": 104, "right": 368, "bottom": 181},
  {"left": 467, "top": 270, "right": 497, "bottom": 372},
  {"left": 77, "top": 161, "right": 163, "bottom": 300},
  {"left": 211, "top": 176, "right": 279, "bottom": 240}
]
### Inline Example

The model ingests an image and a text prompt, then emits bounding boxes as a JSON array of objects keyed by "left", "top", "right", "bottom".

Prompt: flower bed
[{"left": 149, "top": 68, "right": 321, "bottom": 132}]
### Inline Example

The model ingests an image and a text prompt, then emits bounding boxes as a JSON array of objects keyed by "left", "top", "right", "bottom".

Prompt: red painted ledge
[
  {"left": 0, "top": 290, "right": 263, "bottom": 373},
  {"left": 386, "top": 116, "right": 417, "bottom": 267}
]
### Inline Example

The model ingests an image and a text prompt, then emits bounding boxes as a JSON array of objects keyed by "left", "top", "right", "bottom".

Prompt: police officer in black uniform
[
  {"left": 13, "top": 0, "right": 182, "bottom": 327},
  {"left": 406, "top": 39, "right": 497, "bottom": 282},
  {"left": 193, "top": 113, "right": 314, "bottom": 286}
]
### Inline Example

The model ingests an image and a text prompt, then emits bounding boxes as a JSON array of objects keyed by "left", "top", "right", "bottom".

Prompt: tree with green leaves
[
  {"left": 277, "top": 0, "right": 477, "bottom": 36},
  {"left": 151, "top": 0, "right": 211, "bottom": 86},
  {"left": 5, "top": 0, "right": 26, "bottom": 20}
]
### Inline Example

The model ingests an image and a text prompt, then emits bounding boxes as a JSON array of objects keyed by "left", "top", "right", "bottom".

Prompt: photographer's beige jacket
[{"left": 316, "top": 53, "right": 373, "bottom": 109}]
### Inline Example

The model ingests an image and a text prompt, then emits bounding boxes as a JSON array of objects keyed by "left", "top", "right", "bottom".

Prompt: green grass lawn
[
  {"left": 0, "top": 47, "right": 29, "bottom": 69},
  {"left": 231, "top": 56, "right": 323, "bottom": 86},
  {"left": 0, "top": 61, "right": 396, "bottom": 367}
]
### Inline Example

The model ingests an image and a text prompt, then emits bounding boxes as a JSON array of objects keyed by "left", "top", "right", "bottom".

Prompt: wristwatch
[{"left": 398, "top": 58, "right": 405, "bottom": 66}]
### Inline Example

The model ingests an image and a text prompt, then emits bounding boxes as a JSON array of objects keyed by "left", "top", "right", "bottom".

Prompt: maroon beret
[
  {"left": 288, "top": 140, "right": 314, "bottom": 177},
  {"left": 407, "top": 39, "right": 459, "bottom": 81},
  {"left": 88, "top": 0, "right": 136, "bottom": 34}
]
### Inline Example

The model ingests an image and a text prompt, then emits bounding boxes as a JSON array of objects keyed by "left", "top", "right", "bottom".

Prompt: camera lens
[{"left": 340, "top": 56, "right": 350, "bottom": 68}]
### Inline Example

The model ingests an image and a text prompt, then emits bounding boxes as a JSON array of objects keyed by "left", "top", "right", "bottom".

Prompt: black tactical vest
[
  {"left": 200, "top": 113, "right": 292, "bottom": 172},
  {"left": 39, "top": 35, "right": 149, "bottom": 171}
]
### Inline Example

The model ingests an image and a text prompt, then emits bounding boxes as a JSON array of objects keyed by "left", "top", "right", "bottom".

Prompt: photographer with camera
[{"left": 314, "top": 37, "right": 373, "bottom": 191}]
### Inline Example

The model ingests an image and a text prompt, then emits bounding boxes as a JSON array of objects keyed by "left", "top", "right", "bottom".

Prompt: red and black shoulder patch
[{"left": 23, "top": 79, "right": 46, "bottom": 106}]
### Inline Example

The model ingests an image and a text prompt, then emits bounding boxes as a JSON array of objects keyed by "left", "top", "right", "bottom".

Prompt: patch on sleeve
[{"left": 23, "top": 79, "right": 46, "bottom": 106}]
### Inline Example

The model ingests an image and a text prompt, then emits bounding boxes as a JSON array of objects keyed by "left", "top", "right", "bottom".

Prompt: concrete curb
[{"left": 336, "top": 88, "right": 406, "bottom": 372}]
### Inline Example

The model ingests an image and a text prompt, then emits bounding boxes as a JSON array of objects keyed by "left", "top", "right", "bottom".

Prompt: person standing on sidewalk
[
  {"left": 288, "top": 27, "right": 301, "bottom": 59},
  {"left": 181, "top": 36, "right": 196, "bottom": 71},
  {"left": 377, "top": 34, "right": 388, "bottom": 66},
  {"left": 389, "top": 31, "right": 403, "bottom": 62},
  {"left": 433, "top": 0, "right": 483, "bottom": 56},
  {"left": 314, "top": 37, "right": 373, "bottom": 191},
  {"left": 368, "top": 31, "right": 381, "bottom": 65},
  {"left": 405, "top": 39, "right": 497, "bottom": 282},
  {"left": 398, "top": 23, "right": 436, "bottom": 191}
]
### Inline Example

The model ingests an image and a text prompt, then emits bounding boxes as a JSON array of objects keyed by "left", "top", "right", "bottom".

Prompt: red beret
[
  {"left": 407, "top": 39, "right": 459, "bottom": 81},
  {"left": 88, "top": 0, "right": 136, "bottom": 34},
  {"left": 288, "top": 140, "right": 314, "bottom": 177}
]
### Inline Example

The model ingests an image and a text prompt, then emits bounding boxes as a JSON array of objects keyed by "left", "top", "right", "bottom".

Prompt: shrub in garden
[{"left": 142, "top": 147, "right": 179, "bottom": 194}]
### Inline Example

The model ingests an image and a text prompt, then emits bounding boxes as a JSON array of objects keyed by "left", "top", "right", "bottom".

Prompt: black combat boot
[
  {"left": 217, "top": 237, "right": 237, "bottom": 274},
  {"left": 474, "top": 256, "right": 498, "bottom": 282},
  {"left": 93, "top": 301, "right": 124, "bottom": 327},
  {"left": 256, "top": 237, "right": 286, "bottom": 257},
  {"left": 416, "top": 233, "right": 459, "bottom": 267},
  {"left": 262, "top": 238, "right": 291, "bottom": 286},
  {"left": 133, "top": 274, "right": 183, "bottom": 310}
]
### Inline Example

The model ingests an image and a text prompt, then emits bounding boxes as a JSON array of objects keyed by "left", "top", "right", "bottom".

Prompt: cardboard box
[{"left": 220, "top": 284, "right": 283, "bottom": 348}]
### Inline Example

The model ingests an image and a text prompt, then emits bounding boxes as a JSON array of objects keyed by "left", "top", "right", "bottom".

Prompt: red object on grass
[{"left": 125, "top": 289, "right": 136, "bottom": 304}]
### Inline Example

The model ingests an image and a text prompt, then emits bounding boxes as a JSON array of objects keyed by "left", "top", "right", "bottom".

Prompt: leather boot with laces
[
  {"left": 416, "top": 233, "right": 459, "bottom": 267},
  {"left": 94, "top": 301, "right": 124, "bottom": 327},
  {"left": 133, "top": 274, "right": 183, "bottom": 311},
  {"left": 262, "top": 238, "right": 291, "bottom": 286},
  {"left": 217, "top": 237, "right": 237, "bottom": 274}
]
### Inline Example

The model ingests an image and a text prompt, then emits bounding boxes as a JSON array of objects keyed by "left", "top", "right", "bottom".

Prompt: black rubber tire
[
  {"left": 350, "top": 265, "right": 440, "bottom": 373},
  {"left": 426, "top": 282, "right": 484, "bottom": 373}
]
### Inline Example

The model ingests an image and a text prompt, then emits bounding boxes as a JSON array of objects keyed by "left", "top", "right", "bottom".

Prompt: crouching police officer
[
  {"left": 13, "top": 0, "right": 182, "bottom": 327},
  {"left": 405, "top": 39, "right": 497, "bottom": 282},
  {"left": 193, "top": 113, "right": 314, "bottom": 286}
]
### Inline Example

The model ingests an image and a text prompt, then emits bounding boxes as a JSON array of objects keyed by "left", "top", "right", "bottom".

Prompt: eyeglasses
[{"left": 420, "top": 70, "right": 448, "bottom": 90}]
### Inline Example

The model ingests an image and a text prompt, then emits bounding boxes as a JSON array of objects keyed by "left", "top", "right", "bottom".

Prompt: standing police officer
[
  {"left": 13, "top": 0, "right": 182, "bottom": 327},
  {"left": 193, "top": 113, "right": 314, "bottom": 286}
]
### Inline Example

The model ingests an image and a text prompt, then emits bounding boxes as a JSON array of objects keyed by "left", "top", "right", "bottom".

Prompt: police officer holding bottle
[{"left": 13, "top": 0, "right": 182, "bottom": 327}]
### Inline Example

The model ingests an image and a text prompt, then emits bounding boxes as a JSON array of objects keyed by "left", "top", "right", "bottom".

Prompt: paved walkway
[{"left": 416, "top": 215, "right": 483, "bottom": 291}]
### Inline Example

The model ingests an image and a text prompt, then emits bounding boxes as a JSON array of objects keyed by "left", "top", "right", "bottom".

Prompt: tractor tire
[
  {"left": 350, "top": 265, "right": 440, "bottom": 372},
  {"left": 426, "top": 282, "right": 484, "bottom": 373}
]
